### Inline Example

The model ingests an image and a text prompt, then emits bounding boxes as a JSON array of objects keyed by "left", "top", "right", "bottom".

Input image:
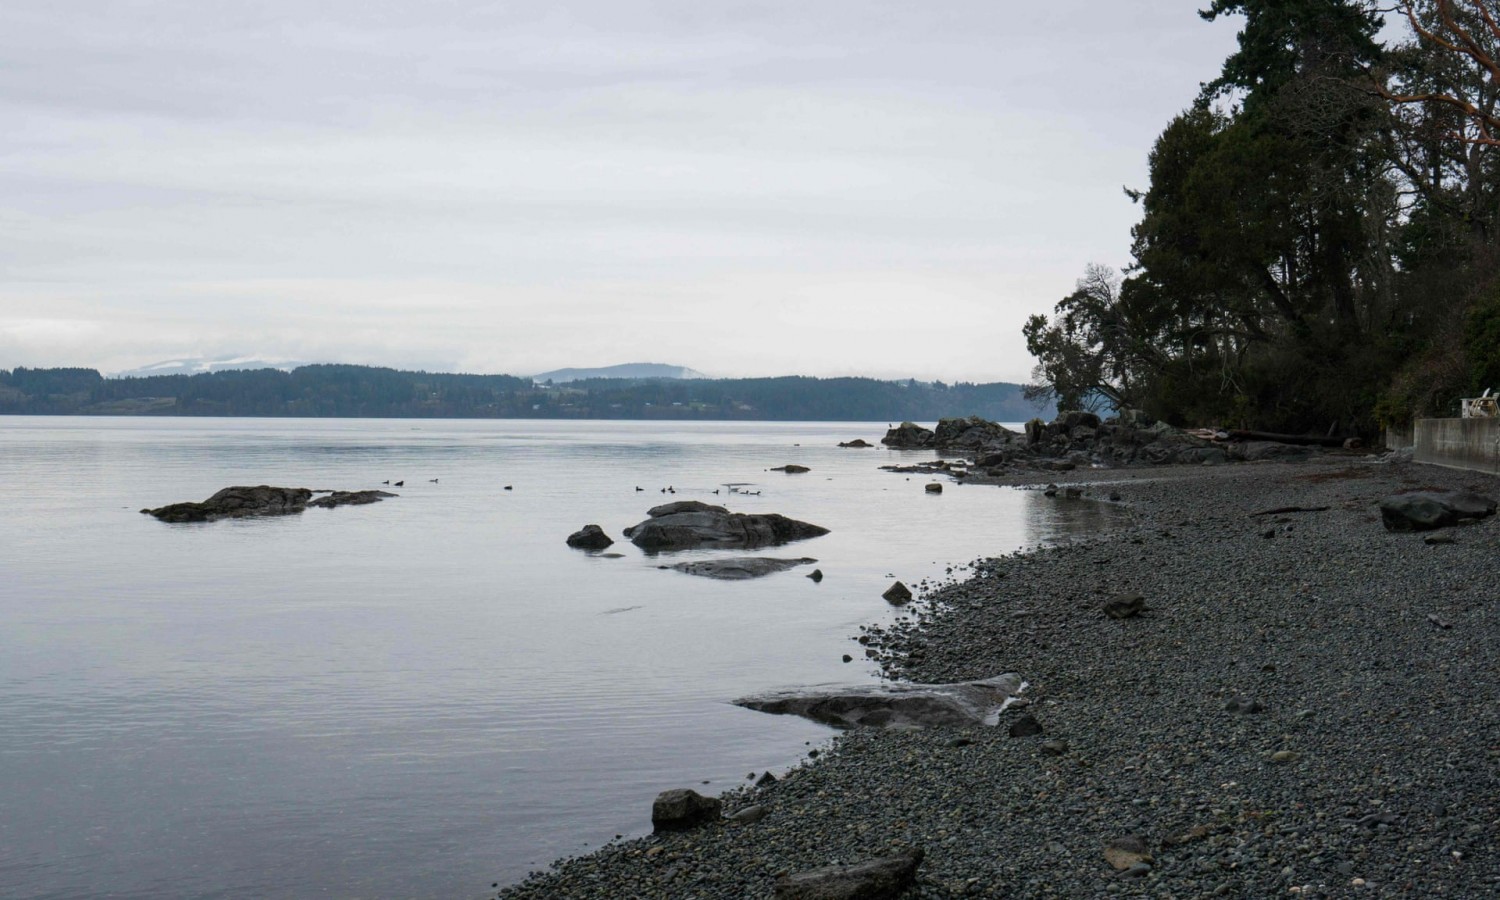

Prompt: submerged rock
[
  {"left": 735, "top": 673, "right": 1023, "bottom": 729},
  {"left": 623, "top": 503, "right": 829, "bottom": 551},
  {"left": 771, "top": 464, "right": 811, "bottom": 473},
  {"left": 668, "top": 557, "right": 817, "bottom": 580},
  {"left": 141, "top": 485, "right": 314, "bottom": 522},
  {"left": 307, "top": 490, "right": 396, "bottom": 509}
]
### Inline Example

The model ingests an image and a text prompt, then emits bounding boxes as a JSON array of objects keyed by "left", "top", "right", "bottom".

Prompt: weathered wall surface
[
  {"left": 1414, "top": 418, "right": 1500, "bottom": 475},
  {"left": 1384, "top": 425, "right": 1414, "bottom": 451}
]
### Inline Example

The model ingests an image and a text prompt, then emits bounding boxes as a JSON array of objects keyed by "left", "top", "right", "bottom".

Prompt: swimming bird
[
  {"left": 635, "top": 486, "right": 644, "bottom": 492},
  {"left": 382, "top": 480, "right": 390, "bottom": 485},
  {"left": 504, "top": 485, "right": 513, "bottom": 491},
  {"left": 394, "top": 480, "right": 404, "bottom": 487},
  {"left": 428, "top": 478, "right": 438, "bottom": 483}
]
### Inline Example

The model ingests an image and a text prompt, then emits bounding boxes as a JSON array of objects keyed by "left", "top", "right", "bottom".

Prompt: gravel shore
[{"left": 500, "top": 454, "right": 1500, "bottom": 898}]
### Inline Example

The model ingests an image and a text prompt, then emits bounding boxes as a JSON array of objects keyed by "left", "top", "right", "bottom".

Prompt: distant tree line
[
  {"left": 0, "top": 365, "right": 1049, "bottom": 422},
  {"left": 1023, "top": 0, "right": 1500, "bottom": 436}
]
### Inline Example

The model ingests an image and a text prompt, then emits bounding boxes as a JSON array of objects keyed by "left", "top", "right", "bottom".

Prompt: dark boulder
[
  {"left": 880, "top": 421, "right": 934, "bottom": 449},
  {"left": 668, "top": 557, "right": 817, "bottom": 579},
  {"left": 773, "top": 848, "right": 924, "bottom": 900},
  {"left": 651, "top": 789, "right": 721, "bottom": 832},
  {"left": 838, "top": 439, "right": 873, "bottom": 448},
  {"left": 882, "top": 580, "right": 913, "bottom": 604},
  {"left": 737, "top": 674, "right": 1023, "bottom": 729},
  {"left": 142, "top": 485, "right": 314, "bottom": 522},
  {"left": 624, "top": 504, "right": 829, "bottom": 551},
  {"left": 1380, "top": 491, "right": 1497, "bottom": 531},
  {"left": 565, "top": 524, "right": 615, "bottom": 550},
  {"left": 924, "top": 482, "right": 943, "bottom": 494},
  {"left": 1103, "top": 593, "right": 1145, "bottom": 619},
  {"left": 772, "top": 464, "right": 811, "bottom": 473}
]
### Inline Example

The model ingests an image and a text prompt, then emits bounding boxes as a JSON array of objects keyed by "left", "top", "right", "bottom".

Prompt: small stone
[
  {"left": 1424, "top": 534, "right": 1455, "bottom": 545},
  {"left": 1270, "top": 750, "right": 1301, "bottom": 764},
  {"left": 757, "top": 772, "right": 778, "bottom": 787},
  {"left": 1103, "top": 835, "right": 1152, "bottom": 871},
  {"left": 1040, "top": 739, "right": 1070, "bottom": 756},
  {"left": 1225, "top": 697, "right": 1264, "bottom": 714}
]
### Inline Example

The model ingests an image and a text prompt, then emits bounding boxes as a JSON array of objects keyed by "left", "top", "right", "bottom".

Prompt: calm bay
[{"left": 0, "top": 417, "right": 1117, "bottom": 898}]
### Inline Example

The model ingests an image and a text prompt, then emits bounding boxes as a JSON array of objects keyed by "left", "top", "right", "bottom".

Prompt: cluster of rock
[
  {"left": 881, "top": 411, "right": 1321, "bottom": 472},
  {"left": 141, "top": 485, "right": 395, "bottom": 522}
]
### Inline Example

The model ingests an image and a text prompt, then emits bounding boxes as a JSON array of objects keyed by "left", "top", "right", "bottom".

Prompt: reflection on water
[{"left": 0, "top": 418, "right": 1130, "bottom": 899}]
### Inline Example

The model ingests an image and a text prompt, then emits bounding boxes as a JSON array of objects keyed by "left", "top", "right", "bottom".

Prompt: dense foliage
[
  {"left": 0, "top": 365, "right": 1047, "bottom": 422},
  {"left": 1024, "top": 0, "right": 1500, "bottom": 436}
]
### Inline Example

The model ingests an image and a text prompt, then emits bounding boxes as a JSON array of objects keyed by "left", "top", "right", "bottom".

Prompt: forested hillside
[
  {"left": 0, "top": 365, "right": 1046, "bottom": 422},
  {"left": 1023, "top": 0, "right": 1500, "bottom": 437}
]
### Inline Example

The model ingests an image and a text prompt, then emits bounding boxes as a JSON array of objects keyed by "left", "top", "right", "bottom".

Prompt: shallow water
[{"left": 0, "top": 417, "right": 1123, "bottom": 898}]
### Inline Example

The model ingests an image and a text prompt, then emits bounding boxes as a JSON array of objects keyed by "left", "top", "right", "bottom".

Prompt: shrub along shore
[{"left": 498, "top": 453, "right": 1500, "bottom": 898}]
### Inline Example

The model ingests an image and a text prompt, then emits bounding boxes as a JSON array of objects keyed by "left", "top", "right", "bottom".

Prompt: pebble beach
[{"left": 499, "top": 453, "right": 1500, "bottom": 898}]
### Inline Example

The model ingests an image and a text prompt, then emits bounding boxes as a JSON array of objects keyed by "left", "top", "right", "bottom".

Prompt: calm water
[{"left": 0, "top": 418, "right": 1122, "bottom": 898}]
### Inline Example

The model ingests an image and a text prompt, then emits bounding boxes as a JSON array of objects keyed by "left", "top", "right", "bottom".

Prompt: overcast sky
[{"left": 1, "top": 2, "right": 1242, "bottom": 382}]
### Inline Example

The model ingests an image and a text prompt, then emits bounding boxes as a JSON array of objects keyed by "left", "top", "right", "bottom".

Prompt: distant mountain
[
  {"left": 531, "top": 363, "right": 709, "bottom": 384},
  {"left": 111, "top": 356, "right": 305, "bottom": 378}
]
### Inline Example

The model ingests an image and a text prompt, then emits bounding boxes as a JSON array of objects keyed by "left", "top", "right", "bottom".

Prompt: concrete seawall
[{"left": 1414, "top": 417, "right": 1500, "bottom": 474}]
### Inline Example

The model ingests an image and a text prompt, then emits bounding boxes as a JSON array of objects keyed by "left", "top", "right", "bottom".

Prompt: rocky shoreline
[{"left": 498, "top": 453, "right": 1499, "bottom": 899}]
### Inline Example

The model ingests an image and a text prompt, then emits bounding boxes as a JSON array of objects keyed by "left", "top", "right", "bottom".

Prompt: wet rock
[
  {"left": 807, "top": 568, "right": 824, "bottom": 582},
  {"left": 624, "top": 504, "right": 829, "bottom": 551},
  {"left": 1040, "top": 739, "right": 1069, "bottom": 755},
  {"left": 651, "top": 789, "right": 721, "bottom": 832},
  {"left": 773, "top": 847, "right": 924, "bottom": 899},
  {"left": 838, "top": 439, "right": 873, "bottom": 448},
  {"left": 736, "top": 674, "right": 1023, "bottom": 729},
  {"left": 307, "top": 489, "right": 396, "bottom": 509},
  {"left": 565, "top": 524, "right": 615, "bottom": 550},
  {"left": 668, "top": 557, "right": 817, "bottom": 580},
  {"left": 882, "top": 581, "right": 913, "bottom": 605},
  {"left": 1379, "top": 490, "right": 1496, "bottom": 531},
  {"left": 1103, "top": 593, "right": 1145, "bottom": 619},
  {"left": 925, "top": 483, "right": 943, "bottom": 494},
  {"left": 772, "top": 464, "right": 811, "bottom": 473},
  {"left": 1225, "top": 697, "right": 1264, "bottom": 714},
  {"left": 142, "top": 485, "right": 315, "bottom": 522}
]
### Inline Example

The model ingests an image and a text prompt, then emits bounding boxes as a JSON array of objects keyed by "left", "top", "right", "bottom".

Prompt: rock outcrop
[
  {"left": 142, "top": 485, "right": 316, "bottom": 522},
  {"left": 143, "top": 486, "right": 398, "bottom": 522},
  {"left": 735, "top": 674, "right": 1023, "bottom": 729},
  {"left": 623, "top": 502, "right": 829, "bottom": 552},
  {"left": 879, "top": 410, "right": 1349, "bottom": 473},
  {"left": 667, "top": 557, "right": 818, "bottom": 579}
]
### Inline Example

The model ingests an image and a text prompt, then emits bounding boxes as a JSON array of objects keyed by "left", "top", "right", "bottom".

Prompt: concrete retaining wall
[
  {"left": 1414, "top": 417, "right": 1500, "bottom": 474},
  {"left": 1383, "top": 425, "right": 1414, "bottom": 451}
]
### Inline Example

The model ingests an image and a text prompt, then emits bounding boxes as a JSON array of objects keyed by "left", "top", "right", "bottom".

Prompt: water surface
[{"left": 0, "top": 418, "right": 1120, "bottom": 897}]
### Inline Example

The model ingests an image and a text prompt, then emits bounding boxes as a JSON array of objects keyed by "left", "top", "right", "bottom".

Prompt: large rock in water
[
  {"left": 736, "top": 674, "right": 1023, "bottom": 729},
  {"left": 774, "top": 848, "right": 924, "bottom": 900},
  {"left": 880, "top": 421, "right": 934, "bottom": 449},
  {"left": 565, "top": 524, "right": 615, "bottom": 549},
  {"left": 141, "top": 486, "right": 315, "bottom": 522},
  {"left": 1379, "top": 491, "right": 1497, "bottom": 531},
  {"left": 668, "top": 557, "right": 817, "bottom": 579},
  {"left": 624, "top": 501, "right": 829, "bottom": 551}
]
